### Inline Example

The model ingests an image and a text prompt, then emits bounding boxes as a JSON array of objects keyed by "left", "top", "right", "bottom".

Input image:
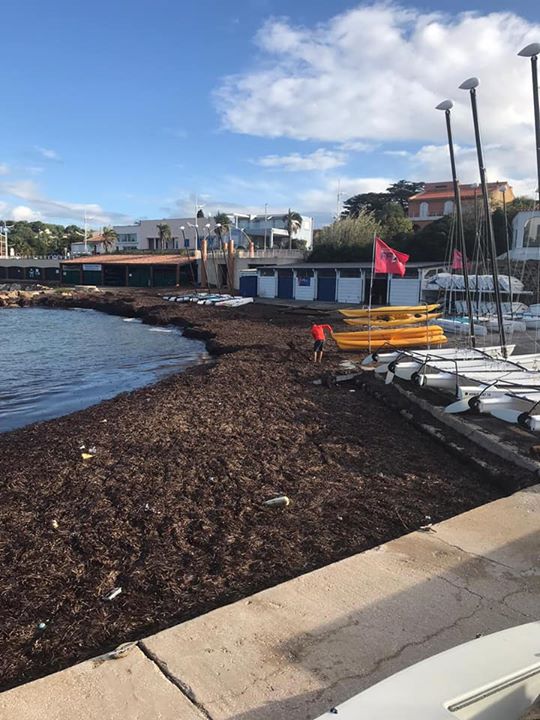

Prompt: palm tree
[
  {"left": 156, "top": 222, "right": 172, "bottom": 250},
  {"left": 101, "top": 226, "right": 117, "bottom": 253},
  {"left": 282, "top": 209, "right": 303, "bottom": 249},
  {"left": 213, "top": 212, "right": 231, "bottom": 247}
]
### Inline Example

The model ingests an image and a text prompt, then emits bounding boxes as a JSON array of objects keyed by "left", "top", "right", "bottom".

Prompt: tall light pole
[
  {"left": 264, "top": 203, "right": 268, "bottom": 251},
  {"left": 518, "top": 43, "right": 540, "bottom": 209},
  {"left": 459, "top": 76, "right": 507, "bottom": 356},
  {"left": 187, "top": 221, "right": 200, "bottom": 250},
  {"left": 435, "top": 99, "right": 476, "bottom": 346}
]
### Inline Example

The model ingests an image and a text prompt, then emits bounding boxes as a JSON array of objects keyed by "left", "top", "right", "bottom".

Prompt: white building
[
  {"left": 70, "top": 212, "right": 314, "bottom": 256},
  {"left": 508, "top": 211, "right": 540, "bottom": 259},
  {"left": 234, "top": 214, "right": 313, "bottom": 250}
]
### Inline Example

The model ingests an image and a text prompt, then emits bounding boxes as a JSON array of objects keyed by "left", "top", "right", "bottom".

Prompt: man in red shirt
[{"left": 311, "top": 323, "right": 334, "bottom": 363}]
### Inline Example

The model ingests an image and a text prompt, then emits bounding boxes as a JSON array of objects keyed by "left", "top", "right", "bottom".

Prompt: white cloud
[
  {"left": 256, "top": 148, "right": 347, "bottom": 171},
  {"left": 299, "top": 176, "right": 392, "bottom": 214},
  {"left": 0, "top": 179, "right": 131, "bottom": 225},
  {"left": 35, "top": 146, "right": 61, "bottom": 161},
  {"left": 339, "top": 141, "right": 378, "bottom": 153},
  {"left": 216, "top": 4, "right": 540, "bottom": 191},
  {"left": 405, "top": 141, "right": 537, "bottom": 197},
  {"left": 12, "top": 205, "right": 42, "bottom": 221},
  {"left": 384, "top": 150, "right": 411, "bottom": 157},
  {"left": 0, "top": 163, "right": 9, "bottom": 175}
]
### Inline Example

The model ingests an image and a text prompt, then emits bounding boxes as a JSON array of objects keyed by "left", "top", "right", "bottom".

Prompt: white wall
[
  {"left": 389, "top": 278, "right": 420, "bottom": 306},
  {"left": 114, "top": 218, "right": 216, "bottom": 251},
  {"left": 337, "top": 274, "right": 363, "bottom": 304},
  {"left": 294, "top": 273, "right": 315, "bottom": 301},
  {"left": 258, "top": 274, "right": 277, "bottom": 298}
]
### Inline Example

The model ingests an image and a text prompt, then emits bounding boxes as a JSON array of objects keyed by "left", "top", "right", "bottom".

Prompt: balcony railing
[{"left": 236, "top": 248, "right": 304, "bottom": 258}]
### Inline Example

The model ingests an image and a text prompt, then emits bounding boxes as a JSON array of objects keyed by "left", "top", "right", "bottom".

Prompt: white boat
[
  {"left": 436, "top": 318, "right": 488, "bottom": 336},
  {"left": 362, "top": 345, "right": 513, "bottom": 369},
  {"left": 215, "top": 297, "right": 254, "bottom": 307},
  {"left": 380, "top": 346, "right": 519, "bottom": 382},
  {"left": 485, "top": 318, "right": 527, "bottom": 333},
  {"left": 522, "top": 315, "right": 540, "bottom": 330},
  {"left": 313, "top": 622, "right": 540, "bottom": 719}
]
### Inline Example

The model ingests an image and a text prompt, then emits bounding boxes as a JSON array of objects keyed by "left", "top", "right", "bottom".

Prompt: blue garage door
[
  {"left": 239, "top": 275, "right": 258, "bottom": 297},
  {"left": 277, "top": 269, "right": 294, "bottom": 299},
  {"left": 317, "top": 269, "right": 336, "bottom": 301}
]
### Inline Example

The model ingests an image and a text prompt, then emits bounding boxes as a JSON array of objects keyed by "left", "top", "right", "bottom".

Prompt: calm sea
[{"left": 0, "top": 307, "right": 208, "bottom": 432}]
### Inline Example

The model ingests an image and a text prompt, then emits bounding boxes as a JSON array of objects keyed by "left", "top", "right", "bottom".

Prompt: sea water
[{"left": 0, "top": 307, "right": 208, "bottom": 432}]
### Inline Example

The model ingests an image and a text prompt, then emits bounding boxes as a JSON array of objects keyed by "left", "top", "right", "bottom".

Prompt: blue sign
[{"left": 184, "top": 238, "right": 190, "bottom": 248}]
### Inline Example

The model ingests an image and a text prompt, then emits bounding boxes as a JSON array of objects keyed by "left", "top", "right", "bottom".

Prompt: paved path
[{"left": 1, "top": 486, "right": 538, "bottom": 720}]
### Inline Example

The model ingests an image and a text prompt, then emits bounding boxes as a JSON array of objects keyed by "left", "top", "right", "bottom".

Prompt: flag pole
[{"left": 368, "top": 234, "right": 376, "bottom": 352}]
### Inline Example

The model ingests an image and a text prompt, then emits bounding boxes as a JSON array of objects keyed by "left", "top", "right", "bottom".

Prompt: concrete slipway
[{"left": 1, "top": 486, "right": 538, "bottom": 720}]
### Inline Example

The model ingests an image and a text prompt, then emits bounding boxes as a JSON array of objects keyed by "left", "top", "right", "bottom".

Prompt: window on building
[
  {"left": 443, "top": 200, "right": 454, "bottom": 215},
  {"left": 419, "top": 202, "right": 429, "bottom": 218},
  {"left": 524, "top": 218, "right": 540, "bottom": 247},
  {"left": 259, "top": 268, "right": 275, "bottom": 276}
]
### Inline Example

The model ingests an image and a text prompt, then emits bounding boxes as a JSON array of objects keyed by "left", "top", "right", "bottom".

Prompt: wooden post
[
  {"left": 227, "top": 238, "right": 235, "bottom": 292},
  {"left": 79, "top": 264, "right": 83, "bottom": 285},
  {"left": 201, "top": 238, "right": 208, "bottom": 288},
  {"left": 124, "top": 265, "right": 129, "bottom": 287},
  {"left": 149, "top": 265, "right": 154, "bottom": 287},
  {"left": 175, "top": 262, "right": 180, "bottom": 286},
  {"left": 249, "top": 240, "right": 255, "bottom": 258}
]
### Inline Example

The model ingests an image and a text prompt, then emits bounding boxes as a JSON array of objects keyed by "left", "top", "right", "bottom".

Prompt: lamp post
[
  {"left": 187, "top": 221, "right": 200, "bottom": 250},
  {"left": 459, "top": 76, "right": 507, "bottom": 356},
  {"left": 518, "top": 43, "right": 540, "bottom": 209},
  {"left": 179, "top": 225, "right": 187, "bottom": 248},
  {"left": 435, "top": 99, "right": 476, "bottom": 345}
]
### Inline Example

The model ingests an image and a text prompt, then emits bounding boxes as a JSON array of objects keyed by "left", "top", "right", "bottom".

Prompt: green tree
[
  {"left": 282, "top": 209, "right": 303, "bottom": 250},
  {"left": 101, "top": 226, "right": 117, "bottom": 253},
  {"left": 342, "top": 192, "right": 390, "bottom": 218},
  {"left": 308, "top": 212, "right": 381, "bottom": 262},
  {"left": 386, "top": 180, "right": 425, "bottom": 211},
  {"left": 156, "top": 222, "right": 172, "bottom": 250},
  {"left": 379, "top": 203, "right": 413, "bottom": 241},
  {"left": 213, "top": 212, "right": 231, "bottom": 246}
]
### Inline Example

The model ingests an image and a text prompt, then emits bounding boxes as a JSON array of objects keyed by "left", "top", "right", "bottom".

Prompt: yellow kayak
[
  {"left": 343, "top": 313, "right": 442, "bottom": 327},
  {"left": 333, "top": 335, "right": 447, "bottom": 351},
  {"left": 333, "top": 325, "right": 444, "bottom": 340},
  {"left": 339, "top": 303, "right": 440, "bottom": 318}
]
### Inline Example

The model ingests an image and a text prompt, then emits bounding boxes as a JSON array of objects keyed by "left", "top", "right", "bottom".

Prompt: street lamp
[
  {"left": 187, "top": 221, "right": 200, "bottom": 250},
  {"left": 435, "top": 98, "right": 476, "bottom": 345},
  {"left": 179, "top": 225, "right": 187, "bottom": 249},
  {"left": 459, "top": 76, "right": 507, "bottom": 356},
  {"left": 518, "top": 43, "right": 540, "bottom": 209}
]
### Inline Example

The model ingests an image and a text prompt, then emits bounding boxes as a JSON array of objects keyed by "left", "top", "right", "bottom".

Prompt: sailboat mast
[
  {"left": 437, "top": 100, "right": 476, "bottom": 347},
  {"left": 460, "top": 78, "right": 507, "bottom": 358}
]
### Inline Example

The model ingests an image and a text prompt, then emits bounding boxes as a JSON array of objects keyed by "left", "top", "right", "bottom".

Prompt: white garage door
[
  {"left": 337, "top": 270, "right": 363, "bottom": 304},
  {"left": 389, "top": 278, "right": 420, "bottom": 306},
  {"left": 258, "top": 273, "right": 277, "bottom": 298}
]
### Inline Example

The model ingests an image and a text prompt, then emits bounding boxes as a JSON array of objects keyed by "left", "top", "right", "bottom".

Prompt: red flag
[
  {"left": 374, "top": 237, "right": 409, "bottom": 277},
  {"left": 452, "top": 249, "right": 463, "bottom": 269}
]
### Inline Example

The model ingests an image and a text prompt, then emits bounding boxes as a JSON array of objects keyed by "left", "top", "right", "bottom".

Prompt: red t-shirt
[{"left": 311, "top": 324, "right": 333, "bottom": 341}]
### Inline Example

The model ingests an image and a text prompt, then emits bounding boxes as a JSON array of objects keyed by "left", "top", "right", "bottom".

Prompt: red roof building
[{"left": 408, "top": 181, "right": 514, "bottom": 228}]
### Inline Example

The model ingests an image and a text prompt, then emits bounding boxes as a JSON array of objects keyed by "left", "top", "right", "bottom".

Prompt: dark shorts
[{"left": 313, "top": 340, "right": 324, "bottom": 352}]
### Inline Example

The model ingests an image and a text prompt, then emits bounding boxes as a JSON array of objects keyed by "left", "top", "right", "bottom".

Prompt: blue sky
[{"left": 0, "top": 0, "right": 539, "bottom": 228}]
